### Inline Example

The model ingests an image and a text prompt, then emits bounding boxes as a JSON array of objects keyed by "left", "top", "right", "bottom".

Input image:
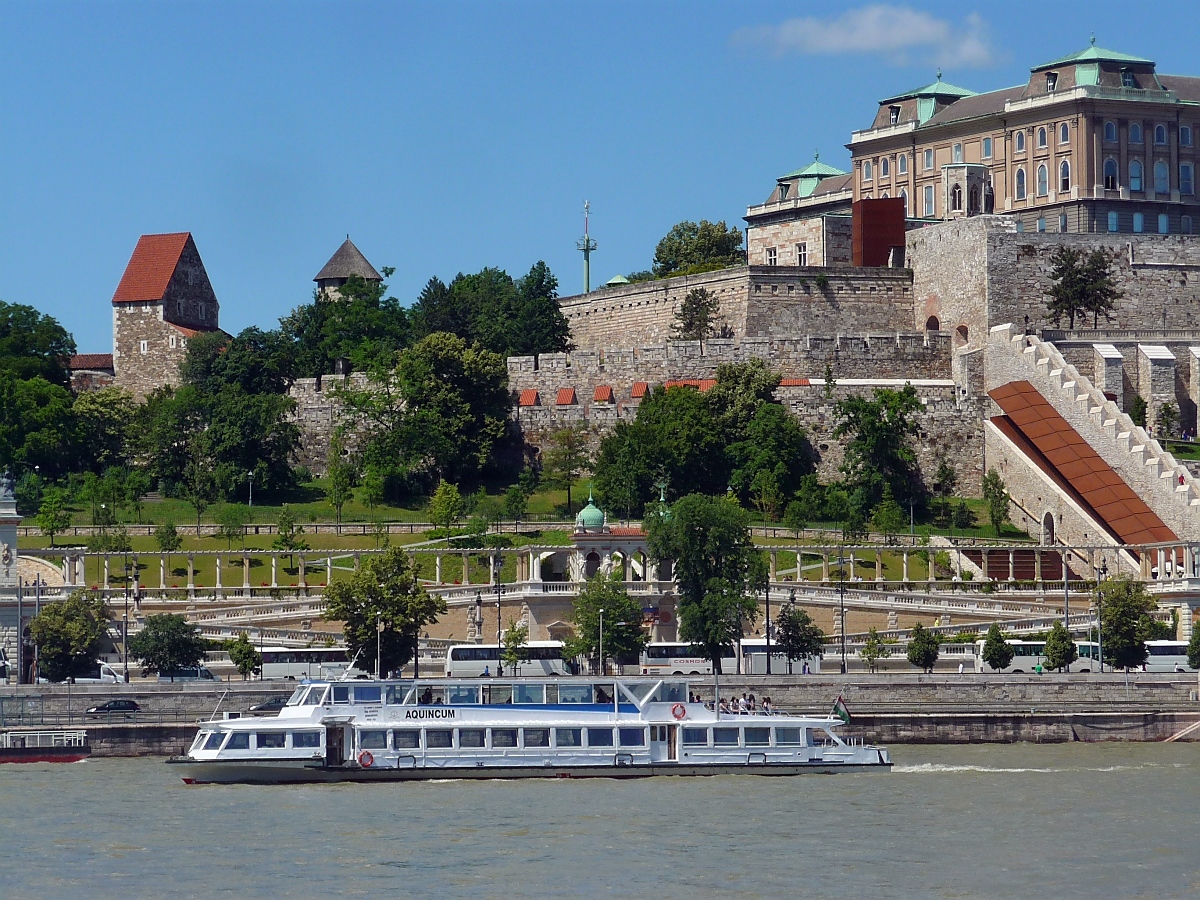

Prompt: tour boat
[
  {"left": 0, "top": 729, "right": 90, "bottom": 764},
  {"left": 169, "top": 677, "right": 891, "bottom": 784}
]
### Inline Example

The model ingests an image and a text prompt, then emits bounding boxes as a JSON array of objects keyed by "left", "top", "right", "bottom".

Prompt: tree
[
  {"left": 1130, "top": 395, "right": 1148, "bottom": 428},
  {"left": 0, "top": 373, "right": 81, "bottom": 478},
  {"left": 934, "top": 457, "right": 958, "bottom": 499},
  {"left": 1156, "top": 402, "right": 1179, "bottom": 440},
  {"left": 128, "top": 613, "right": 207, "bottom": 678},
  {"left": 215, "top": 504, "right": 249, "bottom": 550},
  {"left": 727, "top": 401, "right": 813, "bottom": 505},
  {"left": 1042, "top": 620, "right": 1079, "bottom": 671},
  {"left": 359, "top": 466, "right": 386, "bottom": 519},
  {"left": 981, "top": 622, "right": 1014, "bottom": 671},
  {"left": 72, "top": 387, "right": 136, "bottom": 473},
  {"left": 543, "top": 425, "right": 591, "bottom": 516},
  {"left": 428, "top": 480, "right": 463, "bottom": 532},
  {"left": 1097, "top": 575, "right": 1157, "bottom": 671},
  {"left": 503, "top": 482, "right": 529, "bottom": 532},
  {"left": 228, "top": 632, "right": 262, "bottom": 680},
  {"left": 34, "top": 487, "right": 72, "bottom": 547},
  {"left": 907, "top": 622, "right": 940, "bottom": 673},
  {"left": 1187, "top": 627, "right": 1200, "bottom": 671},
  {"left": 501, "top": 620, "right": 530, "bottom": 674},
  {"left": 326, "top": 435, "right": 355, "bottom": 533},
  {"left": 859, "top": 626, "right": 891, "bottom": 674},
  {"left": 834, "top": 385, "right": 923, "bottom": 510},
  {"left": 671, "top": 287, "right": 724, "bottom": 343},
  {"left": 181, "top": 438, "right": 218, "bottom": 532},
  {"left": 646, "top": 494, "right": 759, "bottom": 672},
  {"left": 774, "top": 605, "right": 826, "bottom": 672},
  {"left": 952, "top": 500, "right": 974, "bottom": 533},
  {"left": 27, "top": 591, "right": 109, "bottom": 682},
  {"left": 653, "top": 219, "right": 744, "bottom": 278},
  {"left": 871, "top": 488, "right": 905, "bottom": 543},
  {"left": 1081, "top": 249, "right": 1122, "bottom": 328},
  {"left": 323, "top": 547, "right": 446, "bottom": 675},
  {"left": 563, "top": 574, "right": 648, "bottom": 674},
  {"left": 1046, "top": 247, "right": 1122, "bottom": 329},
  {"left": 981, "top": 469, "right": 1010, "bottom": 537},
  {"left": 124, "top": 468, "right": 151, "bottom": 524},
  {"left": 0, "top": 300, "right": 76, "bottom": 386},
  {"left": 783, "top": 499, "right": 807, "bottom": 542},
  {"left": 272, "top": 506, "right": 309, "bottom": 566},
  {"left": 155, "top": 522, "right": 182, "bottom": 576}
]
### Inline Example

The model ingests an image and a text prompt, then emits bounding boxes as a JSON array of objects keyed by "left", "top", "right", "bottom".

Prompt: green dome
[{"left": 575, "top": 492, "right": 605, "bottom": 530}]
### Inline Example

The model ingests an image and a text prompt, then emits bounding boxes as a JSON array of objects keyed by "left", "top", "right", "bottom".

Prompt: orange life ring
[
  {"left": 358, "top": 750, "right": 374, "bottom": 768},
  {"left": 671, "top": 702, "right": 687, "bottom": 720}
]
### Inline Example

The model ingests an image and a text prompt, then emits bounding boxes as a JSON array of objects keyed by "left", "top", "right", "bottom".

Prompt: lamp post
[
  {"left": 123, "top": 555, "right": 131, "bottom": 683},
  {"left": 247, "top": 470, "right": 255, "bottom": 511},
  {"left": 598, "top": 608, "right": 604, "bottom": 677},
  {"left": 787, "top": 589, "right": 797, "bottom": 674},
  {"left": 375, "top": 615, "right": 382, "bottom": 680},
  {"left": 493, "top": 555, "right": 504, "bottom": 676},
  {"left": 764, "top": 578, "right": 772, "bottom": 676},
  {"left": 837, "top": 547, "right": 847, "bottom": 675},
  {"left": 1096, "top": 558, "right": 1108, "bottom": 673},
  {"left": 16, "top": 577, "right": 23, "bottom": 684},
  {"left": 474, "top": 590, "right": 483, "bottom": 643},
  {"left": 1063, "top": 549, "right": 1071, "bottom": 673}
]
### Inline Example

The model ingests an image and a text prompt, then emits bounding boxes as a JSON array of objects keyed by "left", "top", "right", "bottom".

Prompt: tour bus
[
  {"left": 974, "top": 639, "right": 1101, "bottom": 673},
  {"left": 638, "top": 642, "right": 713, "bottom": 676},
  {"left": 258, "top": 647, "right": 371, "bottom": 680},
  {"left": 443, "top": 641, "right": 577, "bottom": 678},
  {"left": 737, "top": 638, "right": 822, "bottom": 675},
  {"left": 1141, "top": 641, "right": 1196, "bottom": 673}
]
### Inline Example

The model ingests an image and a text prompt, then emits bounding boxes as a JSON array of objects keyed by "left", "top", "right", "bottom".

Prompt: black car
[
  {"left": 248, "top": 696, "right": 290, "bottom": 715},
  {"left": 86, "top": 699, "right": 141, "bottom": 716}
]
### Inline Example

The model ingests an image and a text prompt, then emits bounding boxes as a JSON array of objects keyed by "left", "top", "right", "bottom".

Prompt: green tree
[
  {"left": 322, "top": 547, "right": 446, "bottom": 675},
  {"left": 563, "top": 574, "right": 648, "bottom": 674},
  {"left": 652, "top": 219, "right": 744, "bottom": 278},
  {"left": 128, "top": 613, "right": 207, "bottom": 678},
  {"left": 981, "top": 622, "right": 1014, "bottom": 671},
  {"left": 952, "top": 500, "right": 974, "bottom": 533},
  {"left": 727, "top": 402, "right": 813, "bottom": 505},
  {"left": 428, "top": 479, "right": 463, "bottom": 532},
  {"left": 215, "top": 504, "right": 249, "bottom": 550},
  {"left": 272, "top": 506, "right": 309, "bottom": 566},
  {"left": 1042, "top": 620, "right": 1079, "bottom": 671},
  {"left": 181, "top": 437, "right": 218, "bottom": 532},
  {"left": 1046, "top": 246, "right": 1089, "bottom": 329},
  {"left": 859, "top": 626, "right": 891, "bottom": 674},
  {"left": 1187, "top": 627, "right": 1200, "bottom": 671},
  {"left": 124, "top": 468, "right": 151, "bottom": 524},
  {"left": 27, "top": 591, "right": 109, "bottom": 682},
  {"left": 871, "top": 487, "right": 905, "bottom": 543},
  {"left": 934, "top": 457, "right": 958, "bottom": 499},
  {"left": 783, "top": 499, "right": 807, "bottom": 542},
  {"left": 1081, "top": 249, "right": 1122, "bottom": 328},
  {"left": 359, "top": 465, "right": 386, "bottom": 518},
  {"left": 981, "top": 468, "right": 1010, "bottom": 537},
  {"left": 326, "top": 435, "right": 356, "bottom": 533},
  {"left": 1156, "top": 402, "right": 1179, "bottom": 440},
  {"left": 34, "top": 487, "right": 72, "bottom": 547},
  {"left": 646, "top": 494, "right": 759, "bottom": 672},
  {"left": 543, "top": 425, "right": 592, "bottom": 516},
  {"left": 907, "top": 622, "right": 940, "bottom": 673},
  {"left": 503, "top": 482, "right": 529, "bottom": 532},
  {"left": 0, "top": 300, "right": 76, "bottom": 385},
  {"left": 834, "top": 384, "right": 923, "bottom": 510},
  {"left": 154, "top": 522, "right": 182, "bottom": 576},
  {"left": 501, "top": 620, "right": 531, "bottom": 674},
  {"left": 774, "top": 605, "right": 826, "bottom": 672},
  {"left": 1130, "top": 395, "right": 1148, "bottom": 428},
  {"left": 671, "top": 287, "right": 724, "bottom": 343},
  {"left": 0, "top": 373, "right": 81, "bottom": 478},
  {"left": 1097, "top": 575, "right": 1157, "bottom": 671},
  {"left": 72, "top": 386, "right": 136, "bottom": 473},
  {"left": 228, "top": 632, "right": 262, "bottom": 680}
]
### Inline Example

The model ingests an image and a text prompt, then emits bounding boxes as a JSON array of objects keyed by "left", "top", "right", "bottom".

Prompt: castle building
[
  {"left": 313, "top": 237, "right": 382, "bottom": 300},
  {"left": 743, "top": 155, "right": 854, "bottom": 267},
  {"left": 848, "top": 42, "right": 1200, "bottom": 234},
  {"left": 110, "top": 232, "right": 224, "bottom": 400}
]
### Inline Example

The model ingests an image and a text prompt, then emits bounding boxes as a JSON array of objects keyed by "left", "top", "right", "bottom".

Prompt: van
[
  {"left": 75, "top": 662, "right": 124, "bottom": 683},
  {"left": 158, "top": 666, "right": 217, "bottom": 682}
]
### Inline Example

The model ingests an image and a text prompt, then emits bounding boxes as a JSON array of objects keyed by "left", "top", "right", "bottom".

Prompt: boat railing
[{"left": 0, "top": 729, "right": 88, "bottom": 749}]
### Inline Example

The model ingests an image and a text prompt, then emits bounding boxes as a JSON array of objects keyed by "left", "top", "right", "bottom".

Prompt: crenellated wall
[{"left": 288, "top": 373, "right": 371, "bottom": 474}]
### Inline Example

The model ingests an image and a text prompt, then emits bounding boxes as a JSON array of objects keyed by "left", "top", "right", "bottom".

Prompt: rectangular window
[
  {"left": 512, "top": 684, "right": 543, "bottom": 704},
  {"left": 889, "top": 105, "right": 900, "bottom": 125},
  {"left": 681, "top": 727, "right": 708, "bottom": 746},
  {"left": 796, "top": 242, "right": 807, "bottom": 266},
  {"left": 1181, "top": 164, "right": 1194, "bottom": 195},
  {"left": 1159, "top": 213, "right": 1170, "bottom": 234},
  {"left": 354, "top": 686, "right": 381, "bottom": 704},
  {"left": 618, "top": 727, "right": 645, "bottom": 747},
  {"left": 332, "top": 685, "right": 350, "bottom": 704},
  {"left": 523, "top": 728, "right": 550, "bottom": 748},
  {"left": 426, "top": 730, "right": 453, "bottom": 749},
  {"left": 555, "top": 728, "right": 582, "bottom": 747},
  {"left": 1016, "top": 221, "right": 1024, "bottom": 233},
  {"left": 586, "top": 728, "right": 613, "bottom": 747},
  {"left": 226, "top": 732, "right": 250, "bottom": 750},
  {"left": 952, "top": 143, "right": 963, "bottom": 163},
  {"left": 256, "top": 732, "right": 286, "bottom": 749},
  {"left": 766, "top": 247, "right": 777, "bottom": 266},
  {"left": 491, "top": 728, "right": 518, "bottom": 748},
  {"left": 458, "top": 729, "right": 485, "bottom": 748},
  {"left": 778, "top": 183, "right": 790, "bottom": 201},
  {"left": 744, "top": 727, "right": 771, "bottom": 746},
  {"left": 1059, "top": 214, "right": 1068, "bottom": 232},
  {"left": 1133, "top": 213, "right": 1145, "bottom": 233},
  {"left": 139, "top": 340, "right": 148, "bottom": 354},
  {"left": 169, "top": 335, "right": 177, "bottom": 349},
  {"left": 393, "top": 730, "right": 420, "bottom": 749},
  {"left": 204, "top": 733, "right": 225, "bottom": 750},
  {"left": 446, "top": 685, "right": 480, "bottom": 705},
  {"left": 1182, "top": 126, "right": 1193, "bottom": 147},
  {"left": 923, "top": 184, "right": 935, "bottom": 217},
  {"left": 1108, "top": 211, "right": 1119, "bottom": 232},
  {"left": 982, "top": 137, "right": 992, "bottom": 158},
  {"left": 1046, "top": 72, "right": 1058, "bottom": 92},
  {"left": 359, "top": 730, "right": 388, "bottom": 750},
  {"left": 775, "top": 727, "right": 804, "bottom": 746},
  {"left": 923, "top": 149, "right": 933, "bottom": 170},
  {"left": 713, "top": 727, "right": 740, "bottom": 747},
  {"left": 1036, "top": 217, "right": 1045, "bottom": 232},
  {"left": 1183, "top": 215, "right": 1193, "bottom": 234},
  {"left": 199, "top": 303, "right": 206, "bottom": 321},
  {"left": 559, "top": 684, "right": 593, "bottom": 704}
]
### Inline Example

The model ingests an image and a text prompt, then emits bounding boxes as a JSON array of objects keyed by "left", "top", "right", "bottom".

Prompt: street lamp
[
  {"left": 247, "top": 470, "right": 255, "bottom": 511},
  {"left": 598, "top": 608, "right": 604, "bottom": 677},
  {"left": 1096, "top": 558, "right": 1108, "bottom": 673},
  {"left": 494, "top": 555, "right": 504, "bottom": 676},
  {"left": 764, "top": 577, "right": 772, "bottom": 676},
  {"left": 123, "top": 555, "right": 132, "bottom": 682},
  {"left": 787, "top": 589, "right": 797, "bottom": 674},
  {"left": 837, "top": 547, "right": 847, "bottom": 675}
]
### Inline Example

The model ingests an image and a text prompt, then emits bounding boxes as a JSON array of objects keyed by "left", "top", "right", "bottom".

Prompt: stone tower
[{"left": 313, "top": 238, "right": 382, "bottom": 300}]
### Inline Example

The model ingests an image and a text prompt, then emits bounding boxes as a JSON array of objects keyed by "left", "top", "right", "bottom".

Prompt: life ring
[
  {"left": 671, "top": 703, "right": 687, "bottom": 721},
  {"left": 358, "top": 750, "right": 374, "bottom": 768}
]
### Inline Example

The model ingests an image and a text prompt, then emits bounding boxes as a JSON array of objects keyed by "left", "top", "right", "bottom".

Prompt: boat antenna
[
  {"left": 341, "top": 648, "right": 363, "bottom": 681},
  {"left": 208, "top": 689, "right": 229, "bottom": 722}
]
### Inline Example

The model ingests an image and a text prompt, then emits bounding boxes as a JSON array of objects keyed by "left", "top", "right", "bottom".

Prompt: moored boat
[
  {"left": 170, "top": 677, "right": 891, "bottom": 784},
  {"left": 0, "top": 729, "right": 91, "bottom": 764}
]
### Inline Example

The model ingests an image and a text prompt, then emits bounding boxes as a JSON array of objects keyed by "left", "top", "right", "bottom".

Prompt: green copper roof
[
  {"left": 880, "top": 71, "right": 976, "bottom": 105},
  {"left": 1035, "top": 42, "right": 1153, "bottom": 70},
  {"left": 780, "top": 154, "right": 847, "bottom": 181},
  {"left": 606, "top": 274, "right": 631, "bottom": 286},
  {"left": 575, "top": 491, "right": 605, "bottom": 529}
]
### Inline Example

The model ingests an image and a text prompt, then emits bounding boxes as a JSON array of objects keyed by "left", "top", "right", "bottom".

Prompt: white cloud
[{"left": 733, "top": 5, "right": 997, "bottom": 69}]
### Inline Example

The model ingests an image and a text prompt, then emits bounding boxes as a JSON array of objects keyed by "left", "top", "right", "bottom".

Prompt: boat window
[
  {"left": 293, "top": 731, "right": 321, "bottom": 748},
  {"left": 190, "top": 732, "right": 210, "bottom": 752},
  {"left": 559, "top": 684, "right": 593, "bottom": 704},
  {"left": 593, "top": 684, "right": 615, "bottom": 704},
  {"left": 303, "top": 687, "right": 326, "bottom": 705},
  {"left": 483, "top": 684, "right": 512, "bottom": 705},
  {"left": 774, "top": 727, "right": 803, "bottom": 746},
  {"left": 359, "top": 730, "right": 388, "bottom": 750},
  {"left": 286, "top": 687, "right": 306, "bottom": 706},
  {"left": 587, "top": 728, "right": 614, "bottom": 747},
  {"left": 555, "top": 728, "right": 582, "bottom": 747},
  {"left": 619, "top": 683, "right": 655, "bottom": 703},
  {"left": 523, "top": 728, "right": 550, "bottom": 748},
  {"left": 393, "top": 730, "right": 419, "bottom": 749},
  {"left": 355, "top": 686, "right": 382, "bottom": 704},
  {"left": 417, "top": 686, "right": 445, "bottom": 705},
  {"left": 682, "top": 728, "right": 708, "bottom": 746},
  {"left": 256, "top": 732, "right": 286, "bottom": 749},
  {"left": 204, "top": 732, "right": 226, "bottom": 750},
  {"left": 458, "top": 729, "right": 486, "bottom": 748},
  {"left": 618, "top": 727, "right": 646, "bottom": 747},
  {"left": 426, "top": 730, "right": 453, "bottom": 749},
  {"left": 713, "top": 728, "right": 740, "bottom": 747},
  {"left": 512, "top": 684, "right": 544, "bottom": 704},
  {"left": 491, "top": 728, "right": 518, "bottom": 748},
  {"left": 744, "top": 727, "right": 770, "bottom": 746},
  {"left": 226, "top": 732, "right": 251, "bottom": 750},
  {"left": 332, "top": 685, "right": 351, "bottom": 704},
  {"left": 447, "top": 685, "right": 480, "bottom": 705},
  {"left": 545, "top": 684, "right": 558, "bottom": 704},
  {"left": 650, "top": 682, "right": 687, "bottom": 703}
]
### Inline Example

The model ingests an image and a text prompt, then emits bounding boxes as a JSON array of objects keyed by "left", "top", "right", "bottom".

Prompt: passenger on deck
[
  {"left": 747, "top": 694, "right": 757, "bottom": 712},
  {"left": 420, "top": 687, "right": 433, "bottom": 705},
  {"left": 595, "top": 687, "right": 611, "bottom": 704}
]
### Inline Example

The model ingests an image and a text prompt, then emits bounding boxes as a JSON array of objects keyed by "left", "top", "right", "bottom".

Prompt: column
[
  {"left": 1034, "top": 548, "right": 1043, "bottom": 587},
  {"left": 769, "top": 551, "right": 778, "bottom": 581},
  {"left": 271, "top": 554, "right": 278, "bottom": 588},
  {"left": 435, "top": 554, "right": 442, "bottom": 585},
  {"left": 299, "top": 554, "right": 306, "bottom": 590},
  {"left": 849, "top": 553, "right": 856, "bottom": 581},
  {"left": 103, "top": 555, "right": 110, "bottom": 590},
  {"left": 326, "top": 556, "right": 333, "bottom": 586},
  {"left": 243, "top": 555, "right": 251, "bottom": 589},
  {"left": 981, "top": 550, "right": 989, "bottom": 582},
  {"left": 160, "top": 555, "right": 166, "bottom": 590},
  {"left": 1008, "top": 550, "right": 1016, "bottom": 582},
  {"left": 187, "top": 554, "right": 195, "bottom": 595},
  {"left": 821, "top": 553, "right": 830, "bottom": 583},
  {"left": 902, "top": 551, "right": 909, "bottom": 583},
  {"left": 215, "top": 555, "right": 223, "bottom": 598},
  {"left": 490, "top": 554, "right": 498, "bottom": 586},
  {"left": 353, "top": 552, "right": 360, "bottom": 573},
  {"left": 462, "top": 553, "right": 470, "bottom": 585}
]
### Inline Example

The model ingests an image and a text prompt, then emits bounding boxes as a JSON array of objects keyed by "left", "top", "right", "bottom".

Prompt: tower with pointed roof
[{"left": 314, "top": 237, "right": 383, "bottom": 301}]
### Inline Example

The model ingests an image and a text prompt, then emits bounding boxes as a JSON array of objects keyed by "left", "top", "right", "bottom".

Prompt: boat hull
[{"left": 0, "top": 747, "right": 91, "bottom": 764}]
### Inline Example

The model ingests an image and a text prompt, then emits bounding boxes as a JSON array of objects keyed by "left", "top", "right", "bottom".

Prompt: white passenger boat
[{"left": 169, "top": 678, "right": 891, "bottom": 784}]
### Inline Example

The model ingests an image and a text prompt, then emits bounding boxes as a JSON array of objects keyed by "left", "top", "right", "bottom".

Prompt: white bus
[
  {"left": 638, "top": 642, "right": 713, "bottom": 676},
  {"left": 259, "top": 647, "right": 367, "bottom": 680},
  {"left": 1141, "top": 641, "right": 1196, "bottom": 673},
  {"left": 737, "top": 639, "right": 822, "bottom": 675},
  {"left": 974, "top": 639, "right": 1101, "bottom": 673},
  {"left": 443, "top": 641, "right": 577, "bottom": 678}
]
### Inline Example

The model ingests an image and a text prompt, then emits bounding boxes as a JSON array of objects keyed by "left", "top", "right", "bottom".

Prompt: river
[{"left": 2, "top": 743, "right": 1197, "bottom": 898}]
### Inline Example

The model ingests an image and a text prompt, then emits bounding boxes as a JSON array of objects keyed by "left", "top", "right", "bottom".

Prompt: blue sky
[{"left": 2, "top": 1, "right": 1197, "bottom": 353}]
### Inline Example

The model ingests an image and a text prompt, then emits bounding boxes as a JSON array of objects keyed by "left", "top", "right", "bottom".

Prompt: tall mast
[{"left": 576, "top": 200, "right": 597, "bottom": 294}]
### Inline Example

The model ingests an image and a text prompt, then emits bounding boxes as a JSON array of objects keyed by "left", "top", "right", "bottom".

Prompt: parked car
[
  {"left": 157, "top": 667, "right": 217, "bottom": 682},
  {"left": 86, "top": 699, "right": 141, "bottom": 716},
  {"left": 247, "top": 696, "right": 290, "bottom": 715}
]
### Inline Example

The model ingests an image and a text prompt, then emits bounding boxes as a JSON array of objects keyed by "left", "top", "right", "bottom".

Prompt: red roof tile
[
  {"left": 631, "top": 381, "right": 649, "bottom": 399},
  {"left": 67, "top": 353, "right": 114, "bottom": 371},
  {"left": 518, "top": 389, "right": 539, "bottom": 407},
  {"left": 778, "top": 378, "right": 811, "bottom": 387},
  {"left": 556, "top": 387, "right": 577, "bottom": 406},
  {"left": 593, "top": 385, "right": 614, "bottom": 403},
  {"left": 112, "top": 233, "right": 191, "bottom": 303},
  {"left": 663, "top": 378, "right": 717, "bottom": 392},
  {"left": 608, "top": 526, "right": 646, "bottom": 537}
]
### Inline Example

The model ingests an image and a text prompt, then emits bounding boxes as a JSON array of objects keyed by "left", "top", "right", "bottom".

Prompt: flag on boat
[{"left": 831, "top": 695, "right": 850, "bottom": 724}]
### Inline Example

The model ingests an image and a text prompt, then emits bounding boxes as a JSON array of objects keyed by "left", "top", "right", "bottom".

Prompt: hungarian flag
[{"left": 831, "top": 695, "right": 850, "bottom": 724}]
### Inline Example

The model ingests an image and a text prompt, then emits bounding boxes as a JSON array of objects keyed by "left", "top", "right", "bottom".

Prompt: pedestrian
[
  {"left": 957, "top": 662, "right": 964, "bottom": 675},
  {"left": 802, "top": 661, "right": 810, "bottom": 675},
  {"left": 482, "top": 665, "right": 490, "bottom": 677}
]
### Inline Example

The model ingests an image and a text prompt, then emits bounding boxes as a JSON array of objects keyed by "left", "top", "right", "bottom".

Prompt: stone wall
[
  {"left": 745, "top": 215, "right": 853, "bottom": 267},
  {"left": 112, "top": 302, "right": 193, "bottom": 401},
  {"left": 288, "top": 373, "right": 371, "bottom": 474}
]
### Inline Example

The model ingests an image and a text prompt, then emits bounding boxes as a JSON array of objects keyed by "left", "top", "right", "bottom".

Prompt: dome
[{"left": 574, "top": 492, "right": 606, "bottom": 532}]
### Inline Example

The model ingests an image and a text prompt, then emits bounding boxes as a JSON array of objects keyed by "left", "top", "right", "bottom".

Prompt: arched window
[
  {"left": 1104, "top": 158, "right": 1118, "bottom": 190},
  {"left": 925, "top": 316, "right": 940, "bottom": 331},
  {"left": 1130, "top": 160, "right": 1143, "bottom": 192},
  {"left": 1154, "top": 160, "right": 1169, "bottom": 194},
  {"left": 900, "top": 189, "right": 908, "bottom": 216},
  {"left": 1154, "top": 124, "right": 1167, "bottom": 145},
  {"left": 956, "top": 324, "right": 969, "bottom": 344},
  {"left": 1059, "top": 160, "right": 1070, "bottom": 192},
  {"left": 898, "top": 154, "right": 907, "bottom": 174},
  {"left": 1182, "top": 126, "right": 1194, "bottom": 147},
  {"left": 969, "top": 185, "right": 980, "bottom": 214},
  {"left": 1037, "top": 127, "right": 1047, "bottom": 148},
  {"left": 881, "top": 191, "right": 889, "bottom": 198},
  {"left": 1104, "top": 121, "right": 1117, "bottom": 142},
  {"left": 1015, "top": 167, "right": 1027, "bottom": 199},
  {"left": 881, "top": 157, "right": 889, "bottom": 177},
  {"left": 951, "top": 183, "right": 963, "bottom": 211},
  {"left": 1130, "top": 122, "right": 1143, "bottom": 144},
  {"left": 953, "top": 143, "right": 963, "bottom": 163},
  {"left": 1037, "top": 164, "right": 1048, "bottom": 196},
  {"left": 863, "top": 160, "right": 872, "bottom": 181},
  {"left": 1015, "top": 131, "right": 1025, "bottom": 152},
  {"left": 1059, "top": 123, "right": 1069, "bottom": 144}
]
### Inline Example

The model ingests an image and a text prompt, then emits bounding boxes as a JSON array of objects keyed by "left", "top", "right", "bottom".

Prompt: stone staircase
[{"left": 988, "top": 323, "right": 1200, "bottom": 539}]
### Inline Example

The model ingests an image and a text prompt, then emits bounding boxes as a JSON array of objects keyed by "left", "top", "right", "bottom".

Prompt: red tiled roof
[
  {"left": 608, "top": 526, "right": 645, "bottom": 537},
  {"left": 663, "top": 379, "right": 717, "bottom": 392},
  {"left": 518, "top": 389, "right": 539, "bottom": 407},
  {"left": 631, "top": 381, "right": 649, "bottom": 399},
  {"left": 593, "top": 385, "right": 614, "bottom": 403},
  {"left": 112, "top": 233, "right": 191, "bottom": 303},
  {"left": 68, "top": 353, "right": 114, "bottom": 371},
  {"left": 989, "top": 381, "right": 1177, "bottom": 546},
  {"left": 778, "top": 378, "right": 811, "bottom": 387},
  {"left": 556, "top": 387, "right": 577, "bottom": 406}
]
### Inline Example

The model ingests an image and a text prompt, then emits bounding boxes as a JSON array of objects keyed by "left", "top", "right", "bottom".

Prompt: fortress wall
[{"left": 287, "top": 373, "right": 371, "bottom": 474}]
